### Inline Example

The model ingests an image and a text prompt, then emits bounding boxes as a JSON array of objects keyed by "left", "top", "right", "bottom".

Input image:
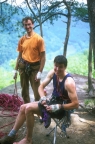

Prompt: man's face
[
  {"left": 23, "top": 19, "right": 34, "bottom": 33},
  {"left": 54, "top": 63, "right": 66, "bottom": 76}
]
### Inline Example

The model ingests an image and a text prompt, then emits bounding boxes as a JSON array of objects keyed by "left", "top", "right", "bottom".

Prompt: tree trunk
[
  {"left": 39, "top": 23, "right": 43, "bottom": 37},
  {"left": 88, "top": 35, "right": 93, "bottom": 91},
  {"left": 63, "top": 1, "right": 71, "bottom": 57},
  {"left": 87, "top": 0, "right": 95, "bottom": 95}
]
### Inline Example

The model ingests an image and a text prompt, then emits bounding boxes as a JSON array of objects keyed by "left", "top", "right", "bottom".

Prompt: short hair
[
  {"left": 22, "top": 16, "right": 34, "bottom": 24},
  {"left": 54, "top": 55, "right": 67, "bottom": 67}
]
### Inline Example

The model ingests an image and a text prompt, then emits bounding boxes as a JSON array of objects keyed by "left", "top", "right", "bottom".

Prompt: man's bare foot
[{"left": 13, "top": 138, "right": 32, "bottom": 144}]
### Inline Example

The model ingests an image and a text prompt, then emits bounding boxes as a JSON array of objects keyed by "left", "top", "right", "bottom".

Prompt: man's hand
[
  {"left": 45, "top": 104, "right": 60, "bottom": 112},
  {"left": 37, "top": 71, "right": 42, "bottom": 79},
  {"left": 41, "top": 100, "right": 47, "bottom": 105},
  {"left": 35, "top": 71, "right": 42, "bottom": 82}
]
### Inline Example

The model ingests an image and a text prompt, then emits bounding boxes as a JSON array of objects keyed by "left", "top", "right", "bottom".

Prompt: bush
[{"left": 84, "top": 99, "right": 95, "bottom": 108}]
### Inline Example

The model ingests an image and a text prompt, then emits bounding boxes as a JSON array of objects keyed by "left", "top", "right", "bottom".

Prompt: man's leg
[
  {"left": 12, "top": 104, "right": 27, "bottom": 131},
  {"left": 30, "top": 70, "right": 40, "bottom": 101},
  {"left": 0, "top": 103, "right": 27, "bottom": 144},
  {"left": 20, "top": 72, "right": 30, "bottom": 103},
  {"left": 0, "top": 102, "right": 40, "bottom": 144},
  {"left": 13, "top": 101, "right": 41, "bottom": 144}
]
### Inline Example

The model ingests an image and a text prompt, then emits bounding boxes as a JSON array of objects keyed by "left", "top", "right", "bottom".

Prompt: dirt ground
[{"left": 0, "top": 72, "right": 95, "bottom": 144}]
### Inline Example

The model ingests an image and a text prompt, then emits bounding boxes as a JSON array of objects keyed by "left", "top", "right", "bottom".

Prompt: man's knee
[
  {"left": 19, "top": 104, "right": 26, "bottom": 113},
  {"left": 25, "top": 104, "right": 34, "bottom": 115},
  {"left": 25, "top": 102, "right": 38, "bottom": 115}
]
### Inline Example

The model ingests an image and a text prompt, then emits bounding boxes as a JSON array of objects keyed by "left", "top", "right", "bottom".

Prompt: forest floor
[{"left": 0, "top": 72, "right": 95, "bottom": 144}]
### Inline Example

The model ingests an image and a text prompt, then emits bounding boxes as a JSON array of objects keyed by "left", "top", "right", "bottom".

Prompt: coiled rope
[
  {"left": 0, "top": 80, "right": 24, "bottom": 138},
  {"left": 0, "top": 93, "right": 24, "bottom": 117}
]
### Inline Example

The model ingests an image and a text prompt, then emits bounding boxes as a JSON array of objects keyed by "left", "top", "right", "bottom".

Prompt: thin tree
[
  {"left": 62, "top": 0, "right": 71, "bottom": 56},
  {"left": 87, "top": 0, "right": 95, "bottom": 95}
]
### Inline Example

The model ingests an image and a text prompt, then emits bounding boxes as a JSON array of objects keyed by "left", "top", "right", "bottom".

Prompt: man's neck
[
  {"left": 26, "top": 31, "right": 34, "bottom": 38},
  {"left": 58, "top": 72, "right": 67, "bottom": 81}
]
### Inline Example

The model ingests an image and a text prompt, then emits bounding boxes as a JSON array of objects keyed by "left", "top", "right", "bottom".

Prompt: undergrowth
[{"left": 0, "top": 50, "right": 95, "bottom": 90}]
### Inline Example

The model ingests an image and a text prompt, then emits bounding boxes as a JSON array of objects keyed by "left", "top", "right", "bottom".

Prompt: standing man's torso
[{"left": 17, "top": 32, "right": 45, "bottom": 63}]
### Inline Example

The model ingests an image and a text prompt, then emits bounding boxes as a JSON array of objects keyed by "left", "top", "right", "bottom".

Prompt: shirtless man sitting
[{"left": 0, "top": 55, "right": 79, "bottom": 144}]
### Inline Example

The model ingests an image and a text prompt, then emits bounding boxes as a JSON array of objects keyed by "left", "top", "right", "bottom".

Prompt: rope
[
  {"left": 0, "top": 80, "right": 24, "bottom": 138},
  {"left": 0, "top": 79, "right": 24, "bottom": 116},
  {"left": 0, "top": 132, "right": 7, "bottom": 138},
  {"left": 0, "top": 121, "right": 15, "bottom": 129},
  {"left": 0, "top": 93, "right": 24, "bottom": 116}
]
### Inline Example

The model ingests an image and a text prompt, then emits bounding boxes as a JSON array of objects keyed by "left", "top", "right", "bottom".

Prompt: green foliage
[
  {"left": 84, "top": 99, "right": 95, "bottom": 108},
  {"left": 0, "top": 59, "right": 20, "bottom": 90},
  {"left": 67, "top": 51, "right": 89, "bottom": 76},
  {"left": 44, "top": 60, "right": 54, "bottom": 70},
  {"left": 44, "top": 50, "right": 95, "bottom": 79},
  {"left": 0, "top": 0, "right": 88, "bottom": 35},
  {"left": 0, "top": 2, "right": 25, "bottom": 34},
  {"left": 71, "top": 2, "right": 88, "bottom": 20},
  {"left": 67, "top": 50, "right": 95, "bottom": 78},
  {"left": 0, "top": 51, "right": 95, "bottom": 90},
  {"left": 9, "top": 59, "right": 17, "bottom": 69},
  {"left": 0, "top": 67, "right": 20, "bottom": 90}
]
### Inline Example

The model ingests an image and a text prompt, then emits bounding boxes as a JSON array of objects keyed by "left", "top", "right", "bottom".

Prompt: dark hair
[
  {"left": 22, "top": 16, "right": 34, "bottom": 24},
  {"left": 54, "top": 55, "right": 67, "bottom": 67}
]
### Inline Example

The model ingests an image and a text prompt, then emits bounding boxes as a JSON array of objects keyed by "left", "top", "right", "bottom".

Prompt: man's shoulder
[
  {"left": 47, "top": 70, "right": 54, "bottom": 78},
  {"left": 65, "top": 76, "right": 75, "bottom": 87},
  {"left": 19, "top": 35, "right": 26, "bottom": 43},
  {"left": 19, "top": 35, "right": 26, "bottom": 40},
  {"left": 34, "top": 32, "right": 43, "bottom": 40}
]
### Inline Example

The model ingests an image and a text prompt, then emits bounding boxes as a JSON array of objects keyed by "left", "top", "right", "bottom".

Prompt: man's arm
[
  {"left": 39, "top": 51, "right": 46, "bottom": 72},
  {"left": 38, "top": 70, "right": 54, "bottom": 98},
  {"left": 13, "top": 52, "right": 22, "bottom": 79},
  {"left": 15, "top": 52, "right": 22, "bottom": 71},
  {"left": 36, "top": 51, "right": 46, "bottom": 80},
  {"left": 61, "top": 77, "right": 79, "bottom": 110}
]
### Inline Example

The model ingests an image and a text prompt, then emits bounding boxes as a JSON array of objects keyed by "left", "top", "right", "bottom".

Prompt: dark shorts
[
  {"left": 49, "top": 109, "right": 66, "bottom": 119},
  {"left": 38, "top": 102, "right": 66, "bottom": 120}
]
